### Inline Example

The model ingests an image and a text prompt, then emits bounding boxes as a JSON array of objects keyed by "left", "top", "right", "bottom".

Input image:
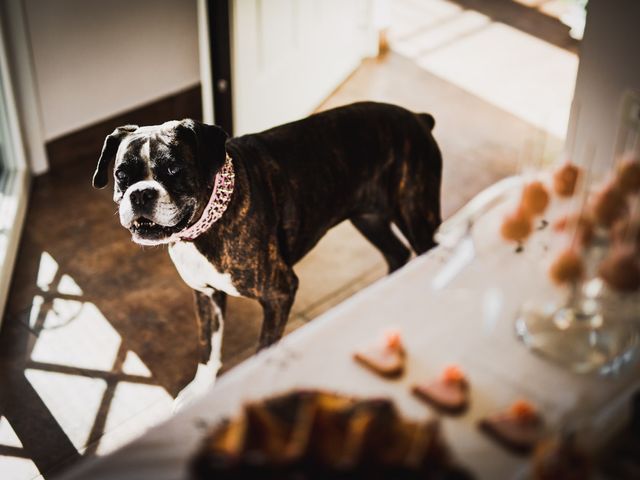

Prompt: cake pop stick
[
  {"left": 565, "top": 100, "right": 581, "bottom": 164},
  {"left": 567, "top": 145, "right": 595, "bottom": 245},
  {"left": 552, "top": 102, "right": 582, "bottom": 197},
  {"left": 548, "top": 147, "right": 594, "bottom": 288},
  {"left": 520, "top": 126, "right": 552, "bottom": 217},
  {"left": 624, "top": 120, "right": 640, "bottom": 154},
  {"left": 500, "top": 139, "right": 536, "bottom": 248}
]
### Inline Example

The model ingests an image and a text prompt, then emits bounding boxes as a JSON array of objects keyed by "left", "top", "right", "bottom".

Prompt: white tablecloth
[{"left": 57, "top": 181, "right": 640, "bottom": 480}]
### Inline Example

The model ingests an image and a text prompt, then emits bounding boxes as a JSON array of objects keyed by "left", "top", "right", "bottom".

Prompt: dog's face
[{"left": 92, "top": 119, "right": 228, "bottom": 246}]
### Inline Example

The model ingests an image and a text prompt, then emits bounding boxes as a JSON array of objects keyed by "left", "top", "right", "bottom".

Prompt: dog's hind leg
[
  {"left": 394, "top": 207, "right": 439, "bottom": 255},
  {"left": 174, "top": 290, "right": 226, "bottom": 410},
  {"left": 394, "top": 194, "right": 441, "bottom": 255},
  {"left": 394, "top": 153, "right": 442, "bottom": 256},
  {"left": 351, "top": 214, "right": 411, "bottom": 273}
]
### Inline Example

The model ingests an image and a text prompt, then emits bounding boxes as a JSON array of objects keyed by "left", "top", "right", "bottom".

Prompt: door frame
[
  {"left": 1, "top": 0, "right": 48, "bottom": 175},
  {"left": 0, "top": 10, "right": 31, "bottom": 325}
]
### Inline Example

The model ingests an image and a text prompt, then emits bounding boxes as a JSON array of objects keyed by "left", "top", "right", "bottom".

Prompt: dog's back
[{"left": 227, "top": 102, "right": 442, "bottom": 263}]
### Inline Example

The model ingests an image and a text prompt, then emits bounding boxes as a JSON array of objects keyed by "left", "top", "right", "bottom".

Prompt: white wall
[
  {"left": 567, "top": 0, "right": 640, "bottom": 175},
  {"left": 24, "top": 0, "right": 199, "bottom": 141}
]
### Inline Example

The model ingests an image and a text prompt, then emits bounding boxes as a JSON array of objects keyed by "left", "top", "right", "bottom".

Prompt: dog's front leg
[
  {"left": 174, "top": 289, "right": 226, "bottom": 410},
  {"left": 194, "top": 289, "right": 226, "bottom": 364},
  {"left": 258, "top": 269, "right": 298, "bottom": 349}
]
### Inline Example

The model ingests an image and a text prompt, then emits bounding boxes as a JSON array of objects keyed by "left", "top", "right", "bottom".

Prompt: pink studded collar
[{"left": 169, "top": 153, "right": 235, "bottom": 242}]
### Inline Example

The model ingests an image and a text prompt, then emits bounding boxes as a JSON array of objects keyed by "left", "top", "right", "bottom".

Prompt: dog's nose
[{"left": 130, "top": 188, "right": 158, "bottom": 209}]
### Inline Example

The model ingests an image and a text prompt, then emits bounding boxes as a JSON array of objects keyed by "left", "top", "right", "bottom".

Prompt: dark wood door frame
[{"left": 208, "top": 0, "right": 234, "bottom": 136}]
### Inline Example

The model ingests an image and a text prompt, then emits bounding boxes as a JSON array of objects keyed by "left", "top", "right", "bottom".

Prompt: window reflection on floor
[{"left": 1, "top": 251, "right": 173, "bottom": 479}]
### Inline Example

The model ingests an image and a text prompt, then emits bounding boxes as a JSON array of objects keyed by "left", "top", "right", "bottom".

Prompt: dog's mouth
[
  {"left": 131, "top": 217, "right": 167, "bottom": 235},
  {"left": 130, "top": 205, "right": 194, "bottom": 243}
]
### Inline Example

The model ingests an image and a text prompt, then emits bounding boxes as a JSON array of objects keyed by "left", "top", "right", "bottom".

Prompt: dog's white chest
[{"left": 168, "top": 242, "right": 240, "bottom": 297}]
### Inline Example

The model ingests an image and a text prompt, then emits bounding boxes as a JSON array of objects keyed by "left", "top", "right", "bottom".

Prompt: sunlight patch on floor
[
  {"left": 0, "top": 416, "right": 24, "bottom": 448},
  {"left": 94, "top": 383, "right": 172, "bottom": 456},
  {"left": 0, "top": 416, "right": 42, "bottom": 480},
  {"left": 0, "top": 456, "right": 41, "bottom": 480},
  {"left": 390, "top": 0, "right": 578, "bottom": 139},
  {"left": 30, "top": 301, "right": 121, "bottom": 371},
  {"left": 122, "top": 351, "right": 153, "bottom": 377},
  {"left": 1, "top": 251, "right": 176, "bottom": 479},
  {"left": 25, "top": 369, "right": 108, "bottom": 451}
]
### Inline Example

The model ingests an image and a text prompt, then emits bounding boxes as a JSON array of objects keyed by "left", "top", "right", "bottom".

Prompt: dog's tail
[{"left": 418, "top": 113, "right": 435, "bottom": 131}]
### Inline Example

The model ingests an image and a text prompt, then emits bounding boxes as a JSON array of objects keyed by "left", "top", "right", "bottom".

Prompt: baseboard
[{"left": 46, "top": 84, "right": 202, "bottom": 171}]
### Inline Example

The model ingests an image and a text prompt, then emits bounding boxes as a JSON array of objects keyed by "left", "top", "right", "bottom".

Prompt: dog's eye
[
  {"left": 115, "top": 170, "right": 127, "bottom": 182},
  {"left": 166, "top": 165, "right": 181, "bottom": 176}
]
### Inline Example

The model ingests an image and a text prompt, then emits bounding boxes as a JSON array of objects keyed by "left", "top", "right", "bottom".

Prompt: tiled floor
[{"left": 0, "top": 1, "right": 578, "bottom": 478}]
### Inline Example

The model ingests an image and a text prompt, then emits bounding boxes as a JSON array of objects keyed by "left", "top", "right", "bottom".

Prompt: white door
[{"left": 231, "top": 0, "right": 377, "bottom": 135}]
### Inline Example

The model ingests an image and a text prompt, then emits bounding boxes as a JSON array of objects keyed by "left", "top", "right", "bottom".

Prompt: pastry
[
  {"left": 479, "top": 400, "right": 545, "bottom": 454},
  {"left": 413, "top": 365, "right": 470, "bottom": 415},
  {"left": 353, "top": 330, "right": 406, "bottom": 378},
  {"left": 598, "top": 246, "right": 640, "bottom": 292},
  {"left": 520, "top": 181, "right": 550, "bottom": 216},
  {"left": 553, "top": 163, "right": 580, "bottom": 197},
  {"left": 616, "top": 155, "right": 640, "bottom": 195},
  {"left": 191, "top": 390, "right": 474, "bottom": 479},
  {"left": 549, "top": 248, "right": 584, "bottom": 285},
  {"left": 501, "top": 208, "right": 533, "bottom": 243},
  {"left": 591, "top": 182, "right": 628, "bottom": 228}
]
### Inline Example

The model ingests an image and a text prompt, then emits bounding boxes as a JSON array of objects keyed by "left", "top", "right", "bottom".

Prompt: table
[{"left": 57, "top": 179, "right": 640, "bottom": 480}]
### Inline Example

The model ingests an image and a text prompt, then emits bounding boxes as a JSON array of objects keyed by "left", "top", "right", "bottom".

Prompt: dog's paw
[{"left": 173, "top": 362, "right": 219, "bottom": 413}]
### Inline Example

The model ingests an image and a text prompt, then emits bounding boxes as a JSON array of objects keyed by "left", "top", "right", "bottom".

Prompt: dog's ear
[
  {"left": 177, "top": 119, "right": 229, "bottom": 181},
  {"left": 92, "top": 125, "right": 138, "bottom": 189}
]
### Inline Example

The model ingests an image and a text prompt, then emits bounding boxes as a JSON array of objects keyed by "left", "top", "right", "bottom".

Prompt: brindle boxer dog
[{"left": 93, "top": 102, "right": 442, "bottom": 407}]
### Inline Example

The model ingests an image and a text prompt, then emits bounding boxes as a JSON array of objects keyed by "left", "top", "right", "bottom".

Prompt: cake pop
[
  {"left": 501, "top": 208, "right": 533, "bottom": 243},
  {"left": 549, "top": 248, "right": 584, "bottom": 285},
  {"left": 616, "top": 155, "right": 640, "bottom": 195},
  {"left": 553, "top": 163, "right": 580, "bottom": 197},
  {"left": 520, "top": 181, "right": 550, "bottom": 216},
  {"left": 598, "top": 246, "right": 640, "bottom": 292},
  {"left": 591, "top": 182, "right": 627, "bottom": 228},
  {"left": 611, "top": 217, "right": 640, "bottom": 250}
]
